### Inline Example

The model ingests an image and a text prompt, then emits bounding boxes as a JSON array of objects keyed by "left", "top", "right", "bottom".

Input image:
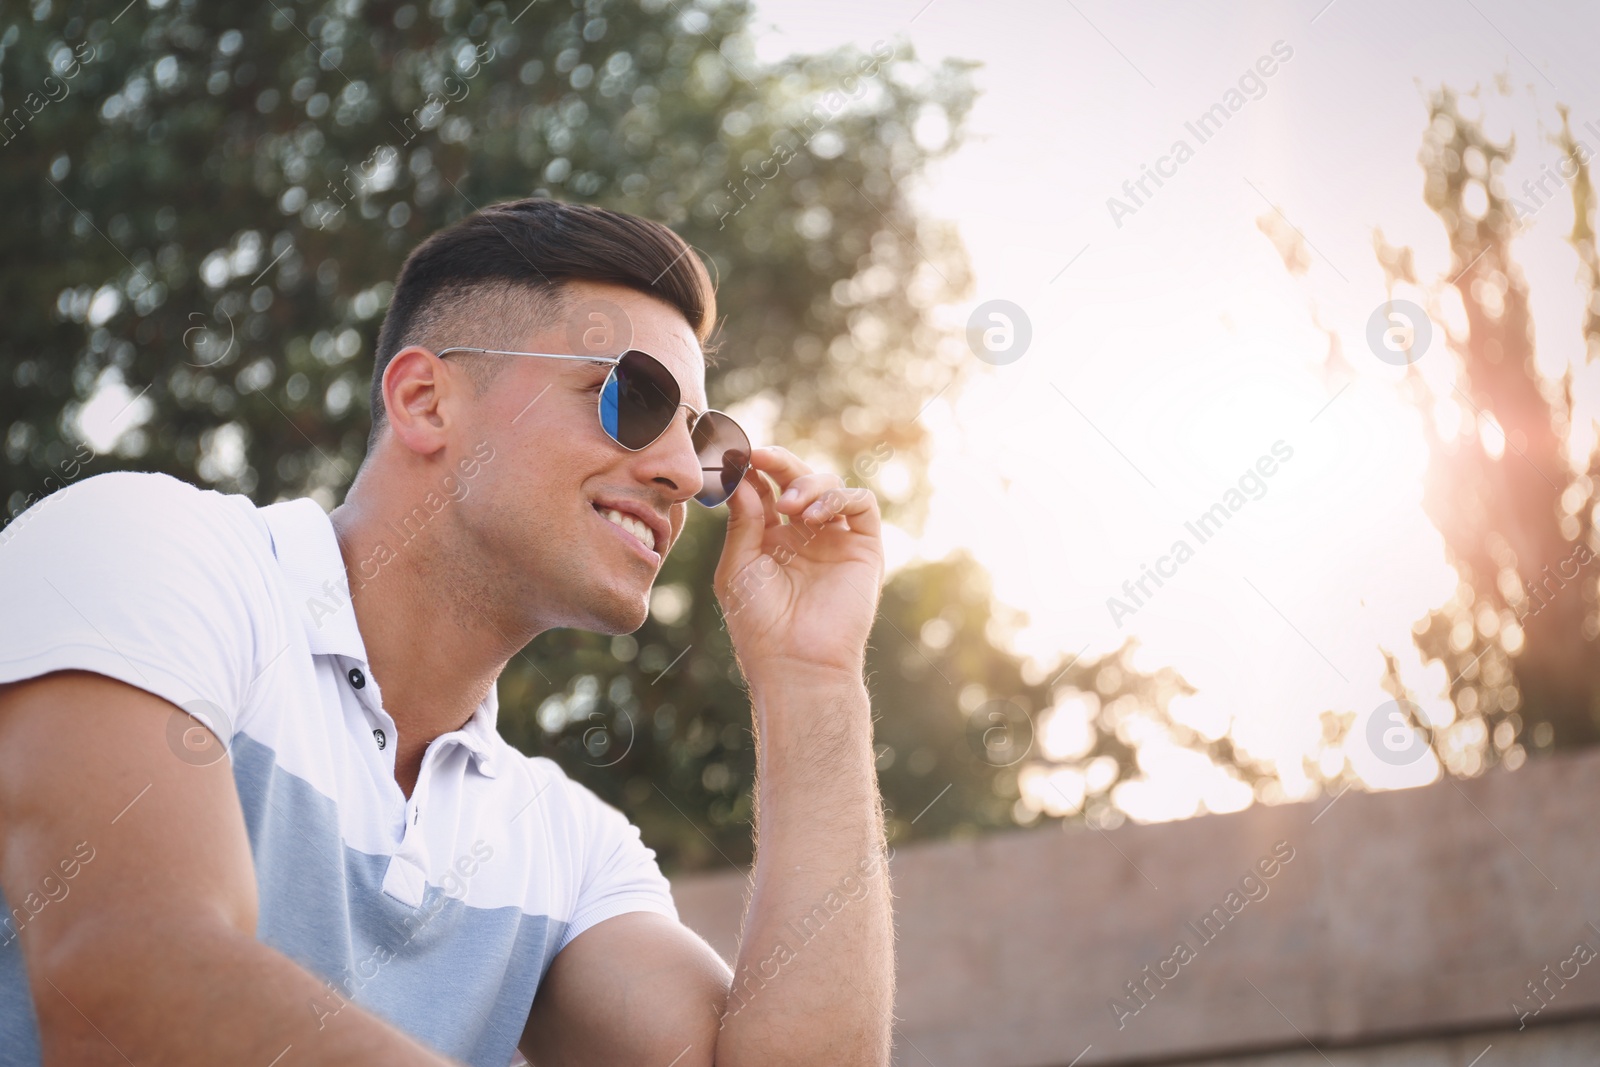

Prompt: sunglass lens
[
  {"left": 691, "top": 411, "right": 751, "bottom": 507},
  {"left": 601, "top": 350, "right": 681, "bottom": 449}
]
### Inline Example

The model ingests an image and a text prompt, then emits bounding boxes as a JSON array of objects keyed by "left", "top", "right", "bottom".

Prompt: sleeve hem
[
  {"left": 556, "top": 893, "right": 681, "bottom": 955},
  {"left": 0, "top": 644, "right": 237, "bottom": 751}
]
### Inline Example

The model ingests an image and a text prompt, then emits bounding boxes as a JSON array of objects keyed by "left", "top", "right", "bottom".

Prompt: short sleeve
[
  {"left": 555, "top": 777, "right": 679, "bottom": 953},
  {"left": 0, "top": 471, "right": 275, "bottom": 750}
]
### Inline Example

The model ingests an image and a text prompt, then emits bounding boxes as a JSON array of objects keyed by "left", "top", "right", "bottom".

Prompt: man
[{"left": 0, "top": 198, "right": 893, "bottom": 1066}]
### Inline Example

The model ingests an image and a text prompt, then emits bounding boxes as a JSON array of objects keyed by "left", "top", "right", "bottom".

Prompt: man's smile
[{"left": 590, "top": 496, "right": 667, "bottom": 562}]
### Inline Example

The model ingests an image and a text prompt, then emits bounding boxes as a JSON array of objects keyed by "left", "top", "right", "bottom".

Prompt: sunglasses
[{"left": 436, "top": 346, "right": 752, "bottom": 507}]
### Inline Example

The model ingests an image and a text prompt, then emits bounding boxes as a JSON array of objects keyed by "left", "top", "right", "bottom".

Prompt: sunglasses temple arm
[{"left": 436, "top": 347, "right": 620, "bottom": 367}]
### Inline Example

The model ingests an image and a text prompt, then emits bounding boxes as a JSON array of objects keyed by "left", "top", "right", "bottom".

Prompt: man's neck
[{"left": 327, "top": 487, "right": 522, "bottom": 798}]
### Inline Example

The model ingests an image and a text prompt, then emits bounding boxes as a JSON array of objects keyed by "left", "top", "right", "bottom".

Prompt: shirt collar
[
  {"left": 258, "top": 497, "right": 501, "bottom": 778},
  {"left": 445, "top": 688, "right": 501, "bottom": 777}
]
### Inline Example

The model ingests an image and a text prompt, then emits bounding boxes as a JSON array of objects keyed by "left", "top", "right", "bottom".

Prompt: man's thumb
[{"left": 716, "top": 478, "right": 767, "bottom": 578}]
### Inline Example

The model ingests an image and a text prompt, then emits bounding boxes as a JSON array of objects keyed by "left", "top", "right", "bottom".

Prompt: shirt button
[
  {"left": 373, "top": 728, "right": 387, "bottom": 750},
  {"left": 348, "top": 667, "right": 366, "bottom": 689}
]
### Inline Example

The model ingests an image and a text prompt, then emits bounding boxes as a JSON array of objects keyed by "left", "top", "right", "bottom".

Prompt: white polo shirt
[{"left": 0, "top": 471, "right": 678, "bottom": 1067}]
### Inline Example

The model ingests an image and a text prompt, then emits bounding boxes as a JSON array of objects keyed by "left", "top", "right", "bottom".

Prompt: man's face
[{"left": 449, "top": 280, "right": 710, "bottom": 634}]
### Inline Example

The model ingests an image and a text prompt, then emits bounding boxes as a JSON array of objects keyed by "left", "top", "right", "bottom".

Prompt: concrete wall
[{"left": 671, "top": 747, "right": 1600, "bottom": 1066}]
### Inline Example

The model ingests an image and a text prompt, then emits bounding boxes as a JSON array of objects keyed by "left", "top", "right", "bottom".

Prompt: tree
[
  {"left": 1394, "top": 90, "right": 1600, "bottom": 771},
  {"left": 1263, "top": 85, "right": 1600, "bottom": 784}
]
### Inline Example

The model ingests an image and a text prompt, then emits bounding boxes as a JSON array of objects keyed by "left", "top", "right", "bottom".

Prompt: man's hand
[{"left": 713, "top": 446, "right": 885, "bottom": 681}]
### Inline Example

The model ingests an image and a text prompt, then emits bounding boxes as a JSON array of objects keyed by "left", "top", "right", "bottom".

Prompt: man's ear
[{"left": 382, "top": 346, "right": 455, "bottom": 457}]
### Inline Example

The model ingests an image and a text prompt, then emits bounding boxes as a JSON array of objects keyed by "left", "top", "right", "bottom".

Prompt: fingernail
[{"left": 780, "top": 488, "right": 800, "bottom": 503}]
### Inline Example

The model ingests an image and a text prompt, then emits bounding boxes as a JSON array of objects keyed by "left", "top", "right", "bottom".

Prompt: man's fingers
[
  {"left": 774, "top": 472, "right": 847, "bottom": 518},
  {"left": 738, "top": 446, "right": 883, "bottom": 539},
  {"left": 797, "top": 484, "right": 881, "bottom": 540},
  {"left": 747, "top": 446, "right": 817, "bottom": 496},
  {"left": 750, "top": 467, "right": 783, "bottom": 528},
  {"left": 716, "top": 477, "right": 769, "bottom": 583}
]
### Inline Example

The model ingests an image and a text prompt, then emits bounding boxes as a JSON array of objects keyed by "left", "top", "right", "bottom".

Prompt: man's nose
[{"left": 640, "top": 408, "right": 703, "bottom": 504}]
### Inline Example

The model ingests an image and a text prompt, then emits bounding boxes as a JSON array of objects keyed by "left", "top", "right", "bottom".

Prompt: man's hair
[{"left": 368, "top": 197, "right": 717, "bottom": 450}]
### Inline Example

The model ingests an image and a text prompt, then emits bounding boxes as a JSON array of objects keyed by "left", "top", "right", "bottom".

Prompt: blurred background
[{"left": 4, "top": 0, "right": 1599, "bottom": 1061}]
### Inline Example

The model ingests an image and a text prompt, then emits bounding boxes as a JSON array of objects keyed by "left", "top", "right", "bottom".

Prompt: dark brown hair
[{"left": 368, "top": 197, "right": 717, "bottom": 449}]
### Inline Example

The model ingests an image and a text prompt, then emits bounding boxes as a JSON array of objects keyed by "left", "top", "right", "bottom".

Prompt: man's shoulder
[
  {"left": 500, "top": 752, "right": 638, "bottom": 835},
  {"left": 3, "top": 470, "right": 267, "bottom": 549},
  {"left": 0, "top": 471, "right": 287, "bottom": 732},
  {"left": 510, "top": 752, "right": 599, "bottom": 805},
  {"left": 0, "top": 469, "right": 282, "bottom": 628},
  {"left": 33, "top": 469, "right": 217, "bottom": 505}
]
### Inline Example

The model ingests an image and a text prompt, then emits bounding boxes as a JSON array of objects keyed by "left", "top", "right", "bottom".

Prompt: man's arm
[
  {"left": 716, "top": 667, "right": 892, "bottom": 1061},
  {"left": 521, "top": 677, "right": 889, "bottom": 1067},
  {"left": 521, "top": 447, "right": 893, "bottom": 1067},
  {"left": 0, "top": 671, "right": 463, "bottom": 1066}
]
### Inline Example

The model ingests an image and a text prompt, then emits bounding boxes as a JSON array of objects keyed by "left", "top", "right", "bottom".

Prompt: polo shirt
[{"left": 0, "top": 471, "right": 678, "bottom": 1066}]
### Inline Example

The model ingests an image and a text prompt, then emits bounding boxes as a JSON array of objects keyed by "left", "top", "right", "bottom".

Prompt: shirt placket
[
  {"left": 382, "top": 748, "right": 438, "bottom": 907},
  {"left": 346, "top": 658, "right": 437, "bottom": 909}
]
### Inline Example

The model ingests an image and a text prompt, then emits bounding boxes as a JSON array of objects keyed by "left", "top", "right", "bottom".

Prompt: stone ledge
[{"left": 670, "top": 746, "right": 1600, "bottom": 1066}]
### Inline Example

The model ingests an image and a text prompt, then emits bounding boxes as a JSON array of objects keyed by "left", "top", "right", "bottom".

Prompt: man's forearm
[
  {"left": 36, "top": 916, "right": 460, "bottom": 1066},
  {"left": 714, "top": 666, "right": 893, "bottom": 1067}
]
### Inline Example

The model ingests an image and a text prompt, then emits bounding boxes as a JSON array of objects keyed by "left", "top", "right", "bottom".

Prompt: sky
[{"left": 743, "top": 0, "right": 1600, "bottom": 818}]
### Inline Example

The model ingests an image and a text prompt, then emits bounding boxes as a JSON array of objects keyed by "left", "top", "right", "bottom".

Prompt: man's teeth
[{"left": 602, "top": 508, "right": 656, "bottom": 552}]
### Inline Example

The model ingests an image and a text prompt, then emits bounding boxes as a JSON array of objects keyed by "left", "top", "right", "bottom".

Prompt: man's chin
[{"left": 575, "top": 588, "right": 651, "bottom": 636}]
